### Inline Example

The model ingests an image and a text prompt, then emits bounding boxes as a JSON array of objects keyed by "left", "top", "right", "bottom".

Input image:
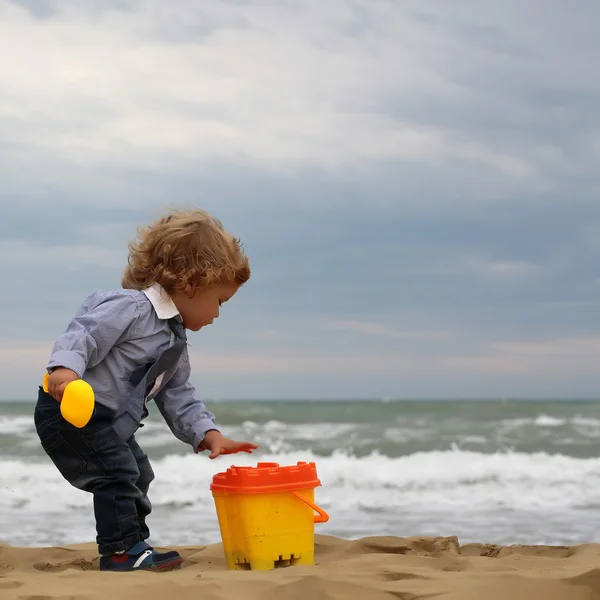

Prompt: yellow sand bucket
[{"left": 210, "top": 461, "right": 329, "bottom": 571}]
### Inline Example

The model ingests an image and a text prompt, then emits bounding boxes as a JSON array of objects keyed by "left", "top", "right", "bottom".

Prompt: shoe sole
[{"left": 149, "top": 557, "right": 184, "bottom": 572}]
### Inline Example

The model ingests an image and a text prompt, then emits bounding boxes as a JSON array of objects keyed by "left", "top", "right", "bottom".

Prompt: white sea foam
[
  {"left": 4, "top": 448, "right": 600, "bottom": 548},
  {"left": 4, "top": 448, "right": 600, "bottom": 514},
  {"left": 5, "top": 400, "right": 600, "bottom": 548},
  {"left": 0, "top": 416, "right": 35, "bottom": 436},
  {"left": 240, "top": 420, "right": 359, "bottom": 440},
  {"left": 499, "top": 414, "right": 600, "bottom": 429}
]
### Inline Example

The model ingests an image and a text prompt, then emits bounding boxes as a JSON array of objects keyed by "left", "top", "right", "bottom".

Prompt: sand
[{"left": 2, "top": 534, "right": 600, "bottom": 600}]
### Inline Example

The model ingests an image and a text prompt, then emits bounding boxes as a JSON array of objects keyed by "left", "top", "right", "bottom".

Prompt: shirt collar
[{"left": 142, "top": 283, "right": 180, "bottom": 320}]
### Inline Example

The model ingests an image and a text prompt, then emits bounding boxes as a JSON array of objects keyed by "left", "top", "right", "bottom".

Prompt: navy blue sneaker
[{"left": 99, "top": 541, "right": 183, "bottom": 572}]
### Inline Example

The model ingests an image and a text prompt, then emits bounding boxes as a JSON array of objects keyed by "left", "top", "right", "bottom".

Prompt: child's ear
[{"left": 184, "top": 284, "right": 196, "bottom": 298}]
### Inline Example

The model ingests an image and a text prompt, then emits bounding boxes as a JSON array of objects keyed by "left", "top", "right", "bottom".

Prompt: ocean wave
[
  {"left": 4, "top": 448, "right": 600, "bottom": 514},
  {"left": 0, "top": 415, "right": 35, "bottom": 436},
  {"left": 500, "top": 414, "right": 600, "bottom": 430},
  {"left": 4, "top": 411, "right": 600, "bottom": 463}
]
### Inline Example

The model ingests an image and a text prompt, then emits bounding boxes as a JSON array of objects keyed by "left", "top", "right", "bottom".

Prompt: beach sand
[{"left": 2, "top": 534, "right": 600, "bottom": 599}]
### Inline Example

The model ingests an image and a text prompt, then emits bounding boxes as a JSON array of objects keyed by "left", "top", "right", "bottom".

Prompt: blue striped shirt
[{"left": 46, "top": 284, "right": 219, "bottom": 450}]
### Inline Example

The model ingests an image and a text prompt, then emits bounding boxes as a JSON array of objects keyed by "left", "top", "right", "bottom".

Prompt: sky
[{"left": 1, "top": 0, "right": 600, "bottom": 400}]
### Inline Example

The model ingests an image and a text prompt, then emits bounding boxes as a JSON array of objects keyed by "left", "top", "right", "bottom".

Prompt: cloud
[
  {"left": 8, "top": 332, "right": 600, "bottom": 401},
  {"left": 2, "top": 0, "right": 592, "bottom": 206},
  {"left": 494, "top": 337, "right": 600, "bottom": 358},
  {"left": 1, "top": 0, "right": 455, "bottom": 174},
  {"left": 330, "top": 320, "right": 453, "bottom": 340},
  {"left": 0, "top": 240, "right": 125, "bottom": 270},
  {"left": 440, "top": 336, "right": 600, "bottom": 380},
  {"left": 2, "top": 1, "right": 600, "bottom": 399}
]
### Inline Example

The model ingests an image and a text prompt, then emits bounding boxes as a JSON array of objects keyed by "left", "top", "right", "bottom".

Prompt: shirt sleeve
[
  {"left": 47, "top": 291, "right": 142, "bottom": 378},
  {"left": 153, "top": 348, "right": 220, "bottom": 451}
]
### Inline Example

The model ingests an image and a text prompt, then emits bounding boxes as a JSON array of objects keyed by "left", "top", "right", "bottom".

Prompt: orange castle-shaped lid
[{"left": 210, "top": 461, "right": 322, "bottom": 494}]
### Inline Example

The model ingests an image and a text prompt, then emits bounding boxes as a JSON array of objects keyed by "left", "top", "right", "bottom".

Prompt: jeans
[{"left": 34, "top": 388, "right": 155, "bottom": 555}]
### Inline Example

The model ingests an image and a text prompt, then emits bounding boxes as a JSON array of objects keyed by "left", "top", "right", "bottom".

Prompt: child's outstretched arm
[
  {"left": 154, "top": 350, "right": 258, "bottom": 458},
  {"left": 199, "top": 429, "right": 259, "bottom": 459}
]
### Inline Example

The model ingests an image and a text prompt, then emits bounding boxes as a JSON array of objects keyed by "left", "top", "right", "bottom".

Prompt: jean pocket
[
  {"left": 34, "top": 411, "right": 62, "bottom": 435},
  {"left": 39, "top": 430, "right": 87, "bottom": 483},
  {"left": 80, "top": 421, "right": 123, "bottom": 455}
]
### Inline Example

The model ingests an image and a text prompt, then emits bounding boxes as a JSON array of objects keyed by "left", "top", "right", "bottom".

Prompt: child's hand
[
  {"left": 199, "top": 430, "right": 258, "bottom": 460},
  {"left": 47, "top": 368, "right": 80, "bottom": 401}
]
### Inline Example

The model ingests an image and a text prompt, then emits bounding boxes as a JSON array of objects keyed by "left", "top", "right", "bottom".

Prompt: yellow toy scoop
[{"left": 42, "top": 373, "right": 95, "bottom": 428}]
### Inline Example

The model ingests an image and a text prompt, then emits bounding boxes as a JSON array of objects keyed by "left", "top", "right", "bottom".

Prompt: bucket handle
[{"left": 291, "top": 491, "right": 330, "bottom": 523}]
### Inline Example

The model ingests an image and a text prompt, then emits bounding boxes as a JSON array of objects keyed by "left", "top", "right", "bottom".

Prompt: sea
[{"left": 2, "top": 399, "right": 600, "bottom": 549}]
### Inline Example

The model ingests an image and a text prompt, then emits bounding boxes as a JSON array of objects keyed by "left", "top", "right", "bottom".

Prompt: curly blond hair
[{"left": 122, "top": 208, "right": 250, "bottom": 293}]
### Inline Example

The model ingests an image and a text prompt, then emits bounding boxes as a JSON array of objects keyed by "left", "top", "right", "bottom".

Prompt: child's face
[{"left": 172, "top": 283, "right": 239, "bottom": 332}]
